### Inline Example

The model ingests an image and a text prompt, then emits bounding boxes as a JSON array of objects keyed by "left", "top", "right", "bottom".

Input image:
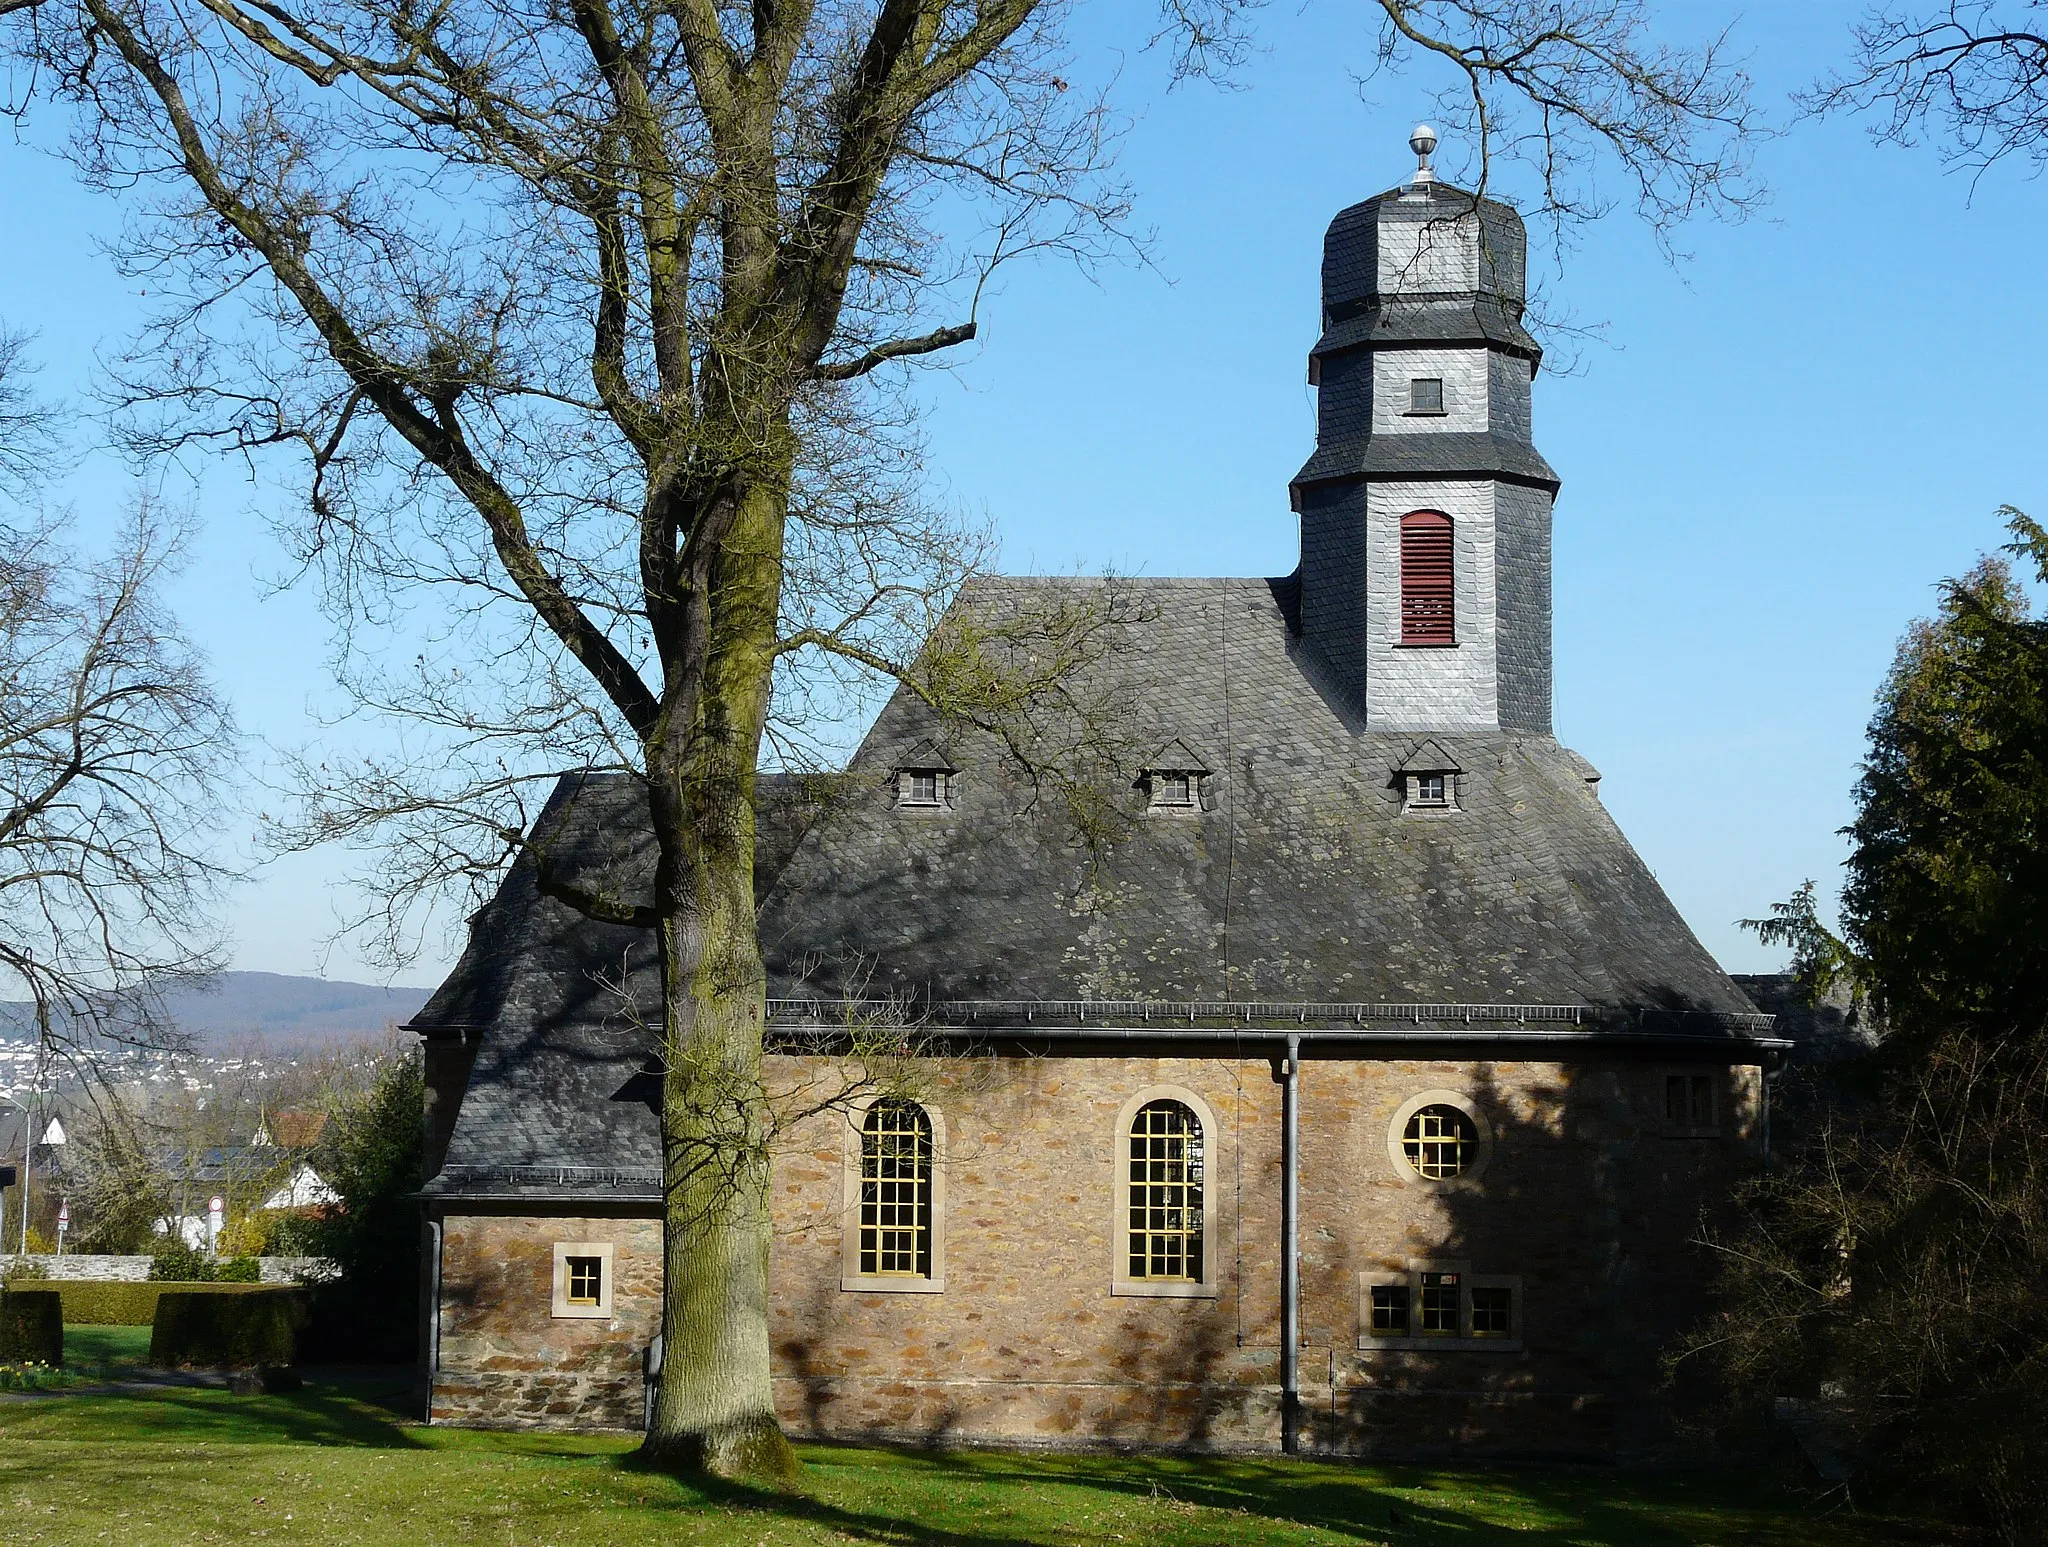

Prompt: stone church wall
[{"left": 428, "top": 1050, "right": 1760, "bottom": 1454}]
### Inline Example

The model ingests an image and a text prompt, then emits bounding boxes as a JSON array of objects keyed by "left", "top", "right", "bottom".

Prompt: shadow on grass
[
  {"left": 5, "top": 1382, "right": 428, "bottom": 1449},
  {"left": 609, "top": 1444, "right": 1954, "bottom": 1547}
]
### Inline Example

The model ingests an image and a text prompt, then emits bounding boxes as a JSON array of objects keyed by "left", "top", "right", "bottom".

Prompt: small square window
[
  {"left": 1665, "top": 1073, "right": 1715, "bottom": 1131},
  {"left": 1419, "top": 1271, "right": 1461, "bottom": 1335},
  {"left": 1150, "top": 771, "right": 1196, "bottom": 809},
  {"left": 1470, "top": 1285, "right": 1512, "bottom": 1337},
  {"left": 900, "top": 770, "right": 943, "bottom": 806},
  {"left": 1369, "top": 1283, "right": 1409, "bottom": 1336},
  {"left": 1408, "top": 377, "right": 1445, "bottom": 415},
  {"left": 551, "top": 1241, "right": 614, "bottom": 1319},
  {"left": 1413, "top": 773, "right": 1447, "bottom": 807}
]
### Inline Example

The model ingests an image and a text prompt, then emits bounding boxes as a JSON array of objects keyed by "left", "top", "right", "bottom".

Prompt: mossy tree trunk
[{"left": 38, "top": 0, "right": 1256, "bottom": 1491}]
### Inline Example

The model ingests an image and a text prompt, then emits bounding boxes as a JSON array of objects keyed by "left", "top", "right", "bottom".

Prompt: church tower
[{"left": 1291, "top": 128, "right": 1558, "bottom": 733}]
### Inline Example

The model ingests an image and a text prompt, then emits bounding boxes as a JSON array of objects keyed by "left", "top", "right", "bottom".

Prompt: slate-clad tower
[{"left": 1292, "top": 129, "right": 1558, "bottom": 732}]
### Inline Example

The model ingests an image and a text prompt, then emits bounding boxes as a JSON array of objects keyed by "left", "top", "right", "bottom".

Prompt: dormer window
[
  {"left": 891, "top": 738, "right": 956, "bottom": 811},
  {"left": 1395, "top": 739, "right": 1462, "bottom": 815},
  {"left": 1407, "top": 377, "right": 1446, "bottom": 415},
  {"left": 1151, "top": 771, "right": 1196, "bottom": 810},
  {"left": 1140, "top": 739, "right": 1210, "bottom": 814}
]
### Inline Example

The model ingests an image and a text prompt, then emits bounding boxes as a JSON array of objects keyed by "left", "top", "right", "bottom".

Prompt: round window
[{"left": 1402, "top": 1103, "right": 1477, "bottom": 1180}]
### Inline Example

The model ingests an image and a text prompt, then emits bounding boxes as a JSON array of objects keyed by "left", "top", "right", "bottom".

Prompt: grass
[
  {"left": 62, "top": 1323, "right": 155, "bottom": 1376},
  {"left": 0, "top": 1376, "right": 1956, "bottom": 1547}
]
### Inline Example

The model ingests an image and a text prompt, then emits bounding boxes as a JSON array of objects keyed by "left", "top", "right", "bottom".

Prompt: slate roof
[{"left": 416, "top": 575, "right": 1769, "bottom": 1201}]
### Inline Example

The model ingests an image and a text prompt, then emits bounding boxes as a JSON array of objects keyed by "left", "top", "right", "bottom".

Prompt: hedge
[
  {"left": 151, "top": 1289, "right": 306, "bottom": 1369},
  {"left": 8, "top": 1279, "right": 276, "bottom": 1327},
  {"left": 0, "top": 1290, "right": 64, "bottom": 1366}
]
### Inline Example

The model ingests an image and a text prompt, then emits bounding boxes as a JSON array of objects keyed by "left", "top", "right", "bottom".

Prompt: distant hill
[{"left": 0, "top": 970, "right": 432, "bottom": 1051}]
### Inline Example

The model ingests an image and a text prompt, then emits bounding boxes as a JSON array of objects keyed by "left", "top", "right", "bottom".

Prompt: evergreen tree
[{"left": 1695, "top": 511, "right": 2048, "bottom": 1543}]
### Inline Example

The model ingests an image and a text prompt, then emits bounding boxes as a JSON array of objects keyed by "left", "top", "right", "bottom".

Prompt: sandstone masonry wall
[{"left": 429, "top": 1052, "right": 1761, "bottom": 1456}]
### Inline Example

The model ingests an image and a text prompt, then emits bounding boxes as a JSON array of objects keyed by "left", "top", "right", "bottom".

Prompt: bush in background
[
  {"left": 0, "top": 1290, "right": 63, "bottom": 1365},
  {"left": 13, "top": 1279, "right": 274, "bottom": 1326},
  {"left": 150, "top": 1290, "right": 305, "bottom": 1368},
  {"left": 149, "top": 1245, "right": 261, "bottom": 1282}
]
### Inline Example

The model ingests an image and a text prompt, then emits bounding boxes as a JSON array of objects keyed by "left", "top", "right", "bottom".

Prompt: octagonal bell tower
[{"left": 1290, "top": 129, "right": 1558, "bottom": 733}]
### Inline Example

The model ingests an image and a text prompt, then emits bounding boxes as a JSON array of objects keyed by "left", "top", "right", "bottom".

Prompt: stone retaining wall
[{"left": 0, "top": 1253, "right": 333, "bottom": 1284}]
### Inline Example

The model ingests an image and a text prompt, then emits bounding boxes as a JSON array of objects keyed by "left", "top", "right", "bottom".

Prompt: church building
[{"left": 412, "top": 135, "right": 1782, "bottom": 1458}]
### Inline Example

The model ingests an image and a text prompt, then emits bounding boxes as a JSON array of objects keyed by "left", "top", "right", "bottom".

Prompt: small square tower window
[{"left": 1408, "top": 377, "right": 1446, "bottom": 415}]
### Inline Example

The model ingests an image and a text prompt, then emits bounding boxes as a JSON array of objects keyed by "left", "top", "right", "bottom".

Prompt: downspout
[
  {"left": 425, "top": 1214, "right": 443, "bottom": 1422},
  {"left": 1280, "top": 1031, "right": 1301, "bottom": 1455}
]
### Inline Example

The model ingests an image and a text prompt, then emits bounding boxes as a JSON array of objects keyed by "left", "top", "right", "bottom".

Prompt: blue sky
[{"left": 1, "top": 2, "right": 2042, "bottom": 988}]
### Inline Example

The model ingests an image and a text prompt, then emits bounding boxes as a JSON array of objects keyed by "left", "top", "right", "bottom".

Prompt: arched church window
[
  {"left": 1127, "top": 1099, "right": 1205, "bottom": 1283},
  {"left": 1399, "top": 510, "right": 1455, "bottom": 645},
  {"left": 858, "top": 1100, "right": 933, "bottom": 1278}
]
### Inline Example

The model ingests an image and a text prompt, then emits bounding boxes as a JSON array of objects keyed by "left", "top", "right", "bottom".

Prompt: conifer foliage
[{"left": 1696, "top": 511, "right": 2048, "bottom": 1543}]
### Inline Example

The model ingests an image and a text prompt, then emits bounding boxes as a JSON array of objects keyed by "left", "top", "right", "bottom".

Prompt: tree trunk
[{"left": 640, "top": 473, "right": 798, "bottom": 1484}]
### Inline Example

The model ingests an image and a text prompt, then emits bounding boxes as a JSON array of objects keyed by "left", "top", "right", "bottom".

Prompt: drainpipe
[
  {"left": 425, "top": 1215, "right": 443, "bottom": 1422},
  {"left": 1280, "top": 1031, "right": 1301, "bottom": 1455}
]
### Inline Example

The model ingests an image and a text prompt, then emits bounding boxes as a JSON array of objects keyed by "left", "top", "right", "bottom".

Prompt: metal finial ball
[{"left": 1409, "top": 123, "right": 1438, "bottom": 159}]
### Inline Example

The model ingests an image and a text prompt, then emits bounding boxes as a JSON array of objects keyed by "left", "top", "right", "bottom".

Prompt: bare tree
[
  {"left": 0, "top": 456, "right": 236, "bottom": 1060},
  {"left": 1362, "top": 1, "right": 1764, "bottom": 256},
  {"left": 1, "top": 0, "right": 1761, "bottom": 1479},
  {"left": 1807, "top": 3, "right": 2048, "bottom": 174}
]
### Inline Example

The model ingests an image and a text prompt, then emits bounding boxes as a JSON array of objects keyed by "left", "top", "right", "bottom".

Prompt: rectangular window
[
  {"left": 1470, "top": 1285, "right": 1512, "bottom": 1337},
  {"left": 1154, "top": 772, "right": 1193, "bottom": 807},
  {"left": 551, "top": 1241, "right": 615, "bottom": 1319},
  {"left": 1413, "top": 774, "right": 1447, "bottom": 806},
  {"left": 1409, "top": 377, "right": 1445, "bottom": 414},
  {"left": 1665, "top": 1073, "right": 1715, "bottom": 1130},
  {"left": 1369, "top": 1283, "right": 1410, "bottom": 1336},
  {"left": 1419, "top": 1271, "right": 1461, "bottom": 1336},
  {"left": 901, "top": 770, "right": 941, "bottom": 806}
]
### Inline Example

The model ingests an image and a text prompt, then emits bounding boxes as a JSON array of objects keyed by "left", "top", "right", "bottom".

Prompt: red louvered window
[{"left": 1400, "top": 510, "right": 1455, "bottom": 645}]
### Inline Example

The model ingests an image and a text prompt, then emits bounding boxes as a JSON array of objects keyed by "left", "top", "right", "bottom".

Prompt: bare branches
[
  {"left": 0, "top": 330, "right": 70, "bottom": 505},
  {"left": 810, "top": 320, "right": 975, "bottom": 380},
  {"left": 0, "top": 500, "right": 236, "bottom": 1055},
  {"left": 1366, "top": 1, "right": 1765, "bottom": 253},
  {"left": 1806, "top": 3, "right": 2048, "bottom": 175}
]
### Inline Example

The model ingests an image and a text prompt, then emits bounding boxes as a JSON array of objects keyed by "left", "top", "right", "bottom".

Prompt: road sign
[{"left": 57, "top": 1200, "right": 69, "bottom": 1226}]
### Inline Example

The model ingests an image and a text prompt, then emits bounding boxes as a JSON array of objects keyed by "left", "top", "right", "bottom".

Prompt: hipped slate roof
[{"left": 417, "top": 575, "right": 1765, "bottom": 1201}]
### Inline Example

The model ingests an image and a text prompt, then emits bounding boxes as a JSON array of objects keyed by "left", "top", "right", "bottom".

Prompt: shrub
[
  {"left": 10, "top": 1279, "right": 273, "bottom": 1326},
  {"left": 150, "top": 1289, "right": 306, "bottom": 1368},
  {"left": 292, "top": 1053, "right": 423, "bottom": 1363},
  {"left": 215, "top": 1256, "right": 262, "bottom": 1283},
  {"left": 0, "top": 1290, "right": 63, "bottom": 1365},
  {"left": 150, "top": 1243, "right": 214, "bottom": 1281}
]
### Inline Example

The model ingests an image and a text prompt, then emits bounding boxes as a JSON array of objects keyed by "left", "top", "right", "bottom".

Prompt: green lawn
[
  {"left": 0, "top": 1378, "right": 1952, "bottom": 1546},
  {"left": 62, "top": 1323, "right": 155, "bottom": 1375}
]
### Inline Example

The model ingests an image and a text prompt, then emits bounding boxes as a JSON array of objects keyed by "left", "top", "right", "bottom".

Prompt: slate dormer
[{"left": 1291, "top": 128, "right": 1560, "bottom": 735}]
